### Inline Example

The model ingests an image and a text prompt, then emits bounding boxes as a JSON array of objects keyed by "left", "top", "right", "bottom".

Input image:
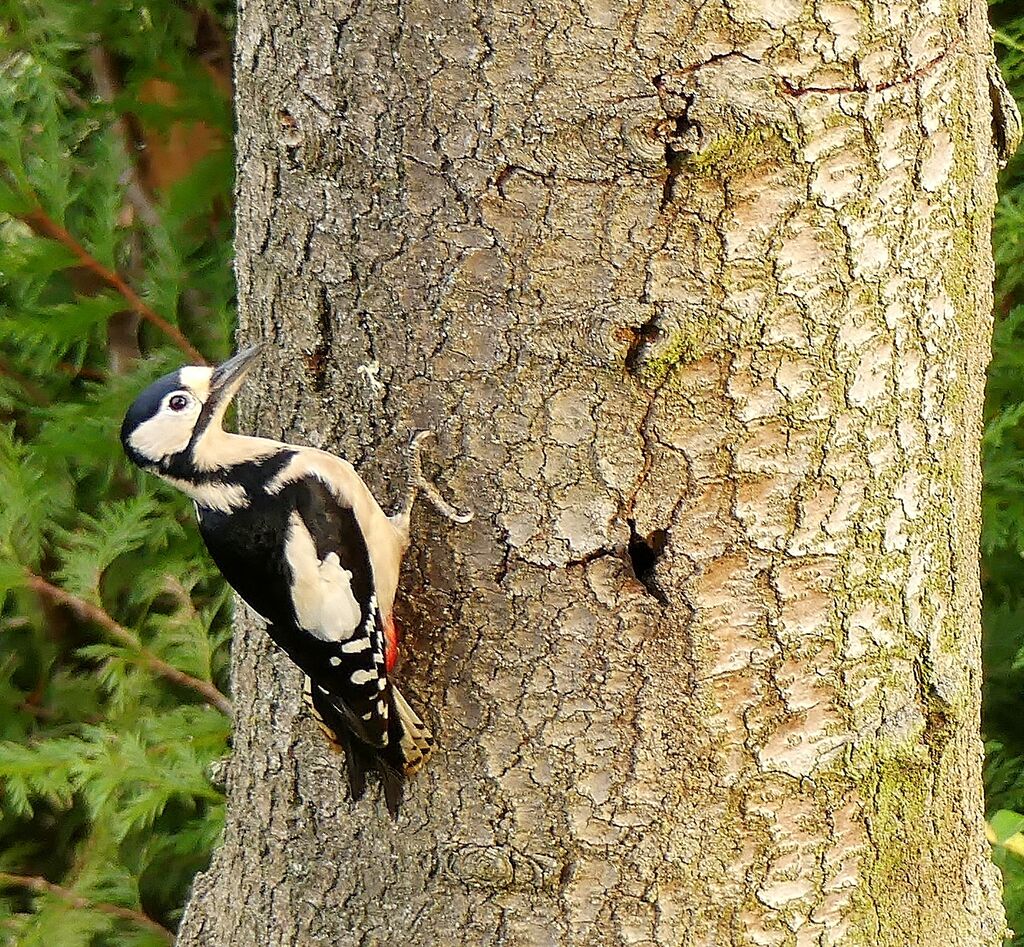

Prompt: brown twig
[
  {"left": 17, "top": 700, "right": 102, "bottom": 725},
  {"left": 25, "top": 574, "right": 232, "bottom": 717},
  {"left": 18, "top": 207, "right": 206, "bottom": 365},
  {"left": 16, "top": 701, "right": 59, "bottom": 721},
  {"left": 0, "top": 871, "right": 174, "bottom": 943},
  {"left": 87, "top": 46, "right": 153, "bottom": 372},
  {"left": 57, "top": 361, "right": 107, "bottom": 382}
]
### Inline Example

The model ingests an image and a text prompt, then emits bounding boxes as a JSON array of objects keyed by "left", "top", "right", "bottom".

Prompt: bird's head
[{"left": 121, "top": 346, "right": 261, "bottom": 472}]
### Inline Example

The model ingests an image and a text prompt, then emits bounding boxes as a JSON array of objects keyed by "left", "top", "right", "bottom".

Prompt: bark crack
[{"left": 780, "top": 41, "right": 959, "bottom": 97}]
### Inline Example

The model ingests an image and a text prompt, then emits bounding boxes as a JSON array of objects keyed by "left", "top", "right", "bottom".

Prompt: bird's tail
[
  {"left": 304, "top": 678, "right": 433, "bottom": 817},
  {"left": 391, "top": 684, "right": 434, "bottom": 776}
]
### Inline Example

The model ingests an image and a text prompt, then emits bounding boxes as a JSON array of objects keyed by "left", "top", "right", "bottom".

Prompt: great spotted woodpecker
[{"left": 120, "top": 346, "right": 470, "bottom": 816}]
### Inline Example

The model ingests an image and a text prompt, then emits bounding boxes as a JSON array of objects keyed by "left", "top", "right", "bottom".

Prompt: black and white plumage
[{"left": 120, "top": 347, "right": 468, "bottom": 816}]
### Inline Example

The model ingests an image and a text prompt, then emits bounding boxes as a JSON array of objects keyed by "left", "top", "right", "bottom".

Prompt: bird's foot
[{"left": 395, "top": 431, "right": 473, "bottom": 532}]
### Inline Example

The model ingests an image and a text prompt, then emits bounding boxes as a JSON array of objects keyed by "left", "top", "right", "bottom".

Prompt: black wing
[
  {"left": 199, "top": 471, "right": 411, "bottom": 810},
  {"left": 265, "top": 475, "right": 392, "bottom": 749}
]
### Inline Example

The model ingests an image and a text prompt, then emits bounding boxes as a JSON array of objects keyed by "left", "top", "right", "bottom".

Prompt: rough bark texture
[{"left": 178, "top": 0, "right": 1012, "bottom": 943}]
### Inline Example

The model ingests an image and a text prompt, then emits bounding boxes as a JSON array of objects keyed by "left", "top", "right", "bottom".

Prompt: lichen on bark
[{"left": 177, "top": 0, "right": 1011, "bottom": 944}]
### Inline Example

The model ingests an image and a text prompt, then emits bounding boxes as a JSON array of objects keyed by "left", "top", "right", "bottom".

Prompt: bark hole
[
  {"left": 651, "top": 74, "right": 692, "bottom": 210},
  {"left": 660, "top": 125, "right": 688, "bottom": 210},
  {"left": 627, "top": 519, "right": 669, "bottom": 604},
  {"left": 276, "top": 108, "right": 302, "bottom": 149},
  {"left": 303, "top": 286, "right": 332, "bottom": 391},
  {"left": 623, "top": 317, "right": 662, "bottom": 373}
]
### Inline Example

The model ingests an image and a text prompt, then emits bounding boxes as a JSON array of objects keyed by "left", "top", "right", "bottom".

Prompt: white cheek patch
[
  {"left": 128, "top": 410, "right": 198, "bottom": 461},
  {"left": 285, "top": 513, "right": 362, "bottom": 641}
]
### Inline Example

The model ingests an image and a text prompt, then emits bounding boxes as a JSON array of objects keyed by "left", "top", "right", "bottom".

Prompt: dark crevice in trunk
[{"left": 627, "top": 520, "right": 669, "bottom": 604}]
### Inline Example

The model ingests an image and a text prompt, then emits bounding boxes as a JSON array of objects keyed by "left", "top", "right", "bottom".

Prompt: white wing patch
[
  {"left": 266, "top": 450, "right": 406, "bottom": 614},
  {"left": 285, "top": 512, "right": 362, "bottom": 641},
  {"left": 166, "top": 475, "right": 248, "bottom": 513}
]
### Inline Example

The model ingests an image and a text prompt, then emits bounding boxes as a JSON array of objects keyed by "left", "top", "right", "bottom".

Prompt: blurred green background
[
  {"left": 3, "top": 0, "right": 1024, "bottom": 943},
  {"left": 0, "top": 2, "right": 234, "bottom": 942}
]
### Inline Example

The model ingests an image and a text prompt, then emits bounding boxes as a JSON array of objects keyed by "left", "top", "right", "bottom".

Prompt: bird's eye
[{"left": 168, "top": 394, "right": 190, "bottom": 412}]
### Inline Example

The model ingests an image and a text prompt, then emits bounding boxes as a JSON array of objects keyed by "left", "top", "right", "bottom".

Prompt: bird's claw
[{"left": 403, "top": 430, "right": 474, "bottom": 526}]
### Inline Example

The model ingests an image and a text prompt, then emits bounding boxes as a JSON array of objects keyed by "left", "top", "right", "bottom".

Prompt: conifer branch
[
  {"left": 25, "top": 574, "right": 232, "bottom": 717},
  {"left": 0, "top": 356, "right": 49, "bottom": 405},
  {"left": 0, "top": 871, "right": 174, "bottom": 943},
  {"left": 87, "top": 47, "right": 163, "bottom": 231},
  {"left": 18, "top": 207, "right": 207, "bottom": 365}
]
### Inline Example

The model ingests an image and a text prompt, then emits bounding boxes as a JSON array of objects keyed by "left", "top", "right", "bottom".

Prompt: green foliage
[
  {"left": 987, "top": 3, "right": 1024, "bottom": 943},
  {"left": 0, "top": 1, "right": 235, "bottom": 941}
]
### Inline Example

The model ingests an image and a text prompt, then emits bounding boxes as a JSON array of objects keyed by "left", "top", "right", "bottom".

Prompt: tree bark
[{"left": 178, "top": 0, "right": 1014, "bottom": 943}]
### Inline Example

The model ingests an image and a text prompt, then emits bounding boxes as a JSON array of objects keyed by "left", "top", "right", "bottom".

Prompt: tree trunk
[{"left": 178, "top": 0, "right": 1014, "bottom": 943}]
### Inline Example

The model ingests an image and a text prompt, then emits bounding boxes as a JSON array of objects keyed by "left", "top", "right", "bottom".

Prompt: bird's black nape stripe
[{"left": 162, "top": 446, "right": 295, "bottom": 491}]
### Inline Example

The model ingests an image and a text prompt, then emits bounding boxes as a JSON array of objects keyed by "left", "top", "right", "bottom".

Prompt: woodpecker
[{"left": 120, "top": 346, "right": 470, "bottom": 816}]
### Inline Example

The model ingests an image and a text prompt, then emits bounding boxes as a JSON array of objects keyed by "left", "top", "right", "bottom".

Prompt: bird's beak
[{"left": 208, "top": 345, "right": 262, "bottom": 410}]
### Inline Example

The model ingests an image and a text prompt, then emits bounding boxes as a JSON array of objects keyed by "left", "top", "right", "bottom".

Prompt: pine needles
[{"left": 0, "top": 1, "right": 235, "bottom": 941}]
